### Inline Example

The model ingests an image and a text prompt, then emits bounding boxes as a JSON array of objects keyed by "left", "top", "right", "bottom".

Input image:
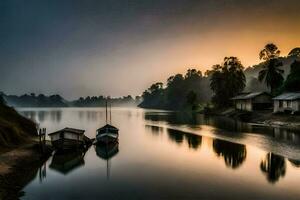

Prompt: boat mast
[
  {"left": 110, "top": 101, "right": 112, "bottom": 124},
  {"left": 105, "top": 98, "right": 108, "bottom": 124}
]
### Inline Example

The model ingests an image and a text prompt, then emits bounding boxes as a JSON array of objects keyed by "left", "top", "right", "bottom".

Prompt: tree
[
  {"left": 186, "top": 90, "right": 197, "bottom": 110},
  {"left": 0, "top": 95, "right": 6, "bottom": 105},
  {"left": 282, "top": 60, "right": 300, "bottom": 92},
  {"left": 209, "top": 57, "right": 246, "bottom": 107},
  {"left": 288, "top": 47, "right": 300, "bottom": 57},
  {"left": 258, "top": 43, "right": 284, "bottom": 95}
]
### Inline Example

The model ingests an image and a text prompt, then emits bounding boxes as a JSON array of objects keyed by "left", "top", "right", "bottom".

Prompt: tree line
[
  {"left": 139, "top": 44, "right": 300, "bottom": 110},
  {"left": 0, "top": 93, "right": 141, "bottom": 107}
]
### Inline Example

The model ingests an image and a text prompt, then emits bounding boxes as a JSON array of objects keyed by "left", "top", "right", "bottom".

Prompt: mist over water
[{"left": 14, "top": 108, "right": 300, "bottom": 200}]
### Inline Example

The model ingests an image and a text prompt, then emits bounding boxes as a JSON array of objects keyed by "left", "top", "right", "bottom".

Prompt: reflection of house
[
  {"left": 273, "top": 92, "right": 300, "bottom": 114},
  {"left": 49, "top": 151, "right": 85, "bottom": 174},
  {"left": 231, "top": 92, "right": 272, "bottom": 111},
  {"left": 48, "top": 128, "right": 88, "bottom": 150}
]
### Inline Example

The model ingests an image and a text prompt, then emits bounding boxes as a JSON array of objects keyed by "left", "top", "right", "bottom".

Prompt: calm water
[{"left": 16, "top": 108, "right": 300, "bottom": 200}]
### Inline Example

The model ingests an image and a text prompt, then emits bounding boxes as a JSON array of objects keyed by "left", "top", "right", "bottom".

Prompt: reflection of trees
[
  {"left": 213, "top": 139, "right": 247, "bottom": 169},
  {"left": 185, "top": 134, "right": 202, "bottom": 150},
  {"left": 260, "top": 153, "right": 286, "bottom": 183},
  {"left": 145, "top": 125, "right": 163, "bottom": 136},
  {"left": 167, "top": 129, "right": 202, "bottom": 149},
  {"left": 38, "top": 111, "right": 46, "bottom": 123},
  {"left": 167, "top": 129, "right": 184, "bottom": 144},
  {"left": 50, "top": 110, "right": 62, "bottom": 122},
  {"left": 288, "top": 159, "right": 300, "bottom": 167},
  {"left": 144, "top": 112, "right": 202, "bottom": 125}
]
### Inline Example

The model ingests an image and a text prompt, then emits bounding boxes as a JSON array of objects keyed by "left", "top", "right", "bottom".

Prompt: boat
[
  {"left": 48, "top": 127, "right": 90, "bottom": 150},
  {"left": 96, "top": 99, "right": 119, "bottom": 144}
]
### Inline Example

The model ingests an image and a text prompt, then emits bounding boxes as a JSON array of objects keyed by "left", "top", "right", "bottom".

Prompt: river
[{"left": 16, "top": 107, "right": 300, "bottom": 199}]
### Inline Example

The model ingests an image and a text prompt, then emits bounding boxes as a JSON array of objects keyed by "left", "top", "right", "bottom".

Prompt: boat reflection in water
[
  {"left": 95, "top": 142, "right": 119, "bottom": 179},
  {"left": 49, "top": 150, "right": 86, "bottom": 175}
]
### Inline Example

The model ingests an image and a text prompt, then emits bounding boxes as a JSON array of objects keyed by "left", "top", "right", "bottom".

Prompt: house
[
  {"left": 231, "top": 92, "right": 272, "bottom": 111},
  {"left": 48, "top": 127, "right": 88, "bottom": 150},
  {"left": 273, "top": 92, "right": 300, "bottom": 114}
]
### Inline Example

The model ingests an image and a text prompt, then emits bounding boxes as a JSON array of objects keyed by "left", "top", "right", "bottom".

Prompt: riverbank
[
  {"left": 0, "top": 142, "right": 53, "bottom": 200},
  {"left": 218, "top": 108, "right": 300, "bottom": 129}
]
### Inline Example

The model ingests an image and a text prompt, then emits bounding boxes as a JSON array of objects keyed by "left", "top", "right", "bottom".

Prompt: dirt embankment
[{"left": 0, "top": 143, "right": 52, "bottom": 200}]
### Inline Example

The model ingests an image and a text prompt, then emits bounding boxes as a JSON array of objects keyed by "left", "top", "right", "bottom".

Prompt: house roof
[
  {"left": 48, "top": 127, "right": 85, "bottom": 135},
  {"left": 231, "top": 92, "right": 270, "bottom": 100},
  {"left": 97, "top": 124, "right": 118, "bottom": 131},
  {"left": 273, "top": 92, "right": 300, "bottom": 100}
]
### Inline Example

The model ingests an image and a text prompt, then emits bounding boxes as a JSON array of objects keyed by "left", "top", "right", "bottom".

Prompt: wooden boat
[
  {"left": 48, "top": 127, "right": 90, "bottom": 150},
  {"left": 96, "top": 99, "right": 119, "bottom": 144}
]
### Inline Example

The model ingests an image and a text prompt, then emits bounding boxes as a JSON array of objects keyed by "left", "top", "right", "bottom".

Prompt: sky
[{"left": 1, "top": 0, "right": 300, "bottom": 99}]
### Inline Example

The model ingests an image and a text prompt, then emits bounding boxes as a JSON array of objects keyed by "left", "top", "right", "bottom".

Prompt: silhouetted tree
[
  {"left": 258, "top": 43, "right": 284, "bottom": 95},
  {"left": 288, "top": 47, "right": 300, "bottom": 57},
  {"left": 260, "top": 153, "right": 286, "bottom": 184},
  {"left": 139, "top": 82, "right": 165, "bottom": 109},
  {"left": 282, "top": 60, "right": 300, "bottom": 92},
  {"left": 139, "top": 68, "right": 212, "bottom": 110},
  {"left": 209, "top": 57, "right": 246, "bottom": 107}
]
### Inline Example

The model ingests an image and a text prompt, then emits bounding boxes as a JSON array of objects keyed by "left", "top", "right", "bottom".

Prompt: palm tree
[{"left": 258, "top": 43, "right": 284, "bottom": 95}]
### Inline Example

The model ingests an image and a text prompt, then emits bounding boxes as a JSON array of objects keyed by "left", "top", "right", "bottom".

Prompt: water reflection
[
  {"left": 50, "top": 110, "right": 62, "bottom": 123},
  {"left": 288, "top": 159, "right": 300, "bottom": 167},
  {"left": 167, "top": 128, "right": 202, "bottom": 150},
  {"left": 260, "top": 153, "right": 286, "bottom": 184},
  {"left": 213, "top": 139, "right": 247, "bottom": 169},
  {"left": 49, "top": 150, "right": 86, "bottom": 175},
  {"left": 95, "top": 143, "right": 119, "bottom": 180},
  {"left": 144, "top": 112, "right": 203, "bottom": 126},
  {"left": 145, "top": 125, "right": 163, "bottom": 136},
  {"left": 12, "top": 108, "right": 300, "bottom": 199}
]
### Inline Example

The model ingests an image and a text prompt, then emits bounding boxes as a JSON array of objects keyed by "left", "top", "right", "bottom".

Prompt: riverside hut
[
  {"left": 231, "top": 92, "right": 272, "bottom": 111},
  {"left": 48, "top": 127, "right": 88, "bottom": 150},
  {"left": 273, "top": 92, "right": 300, "bottom": 114}
]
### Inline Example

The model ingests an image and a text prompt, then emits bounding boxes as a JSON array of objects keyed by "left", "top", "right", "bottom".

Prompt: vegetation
[
  {"left": 139, "top": 69, "right": 212, "bottom": 110},
  {"left": 258, "top": 43, "right": 284, "bottom": 95},
  {"left": 72, "top": 95, "right": 140, "bottom": 107},
  {"left": 0, "top": 103, "right": 37, "bottom": 147},
  {"left": 282, "top": 60, "right": 300, "bottom": 92},
  {"left": 1, "top": 93, "right": 140, "bottom": 108},
  {"left": 139, "top": 44, "right": 300, "bottom": 111},
  {"left": 207, "top": 57, "right": 246, "bottom": 108}
]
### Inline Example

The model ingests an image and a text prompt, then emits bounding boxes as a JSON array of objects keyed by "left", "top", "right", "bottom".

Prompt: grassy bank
[{"left": 0, "top": 104, "right": 37, "bottom": 148}]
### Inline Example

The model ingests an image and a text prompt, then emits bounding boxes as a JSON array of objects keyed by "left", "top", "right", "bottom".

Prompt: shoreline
[
  {"left": 0, "top": 142, "right": 53, "bottom": 200},
  {"left": 214, "top": 108, "right": 300, "bottom": 130}
]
